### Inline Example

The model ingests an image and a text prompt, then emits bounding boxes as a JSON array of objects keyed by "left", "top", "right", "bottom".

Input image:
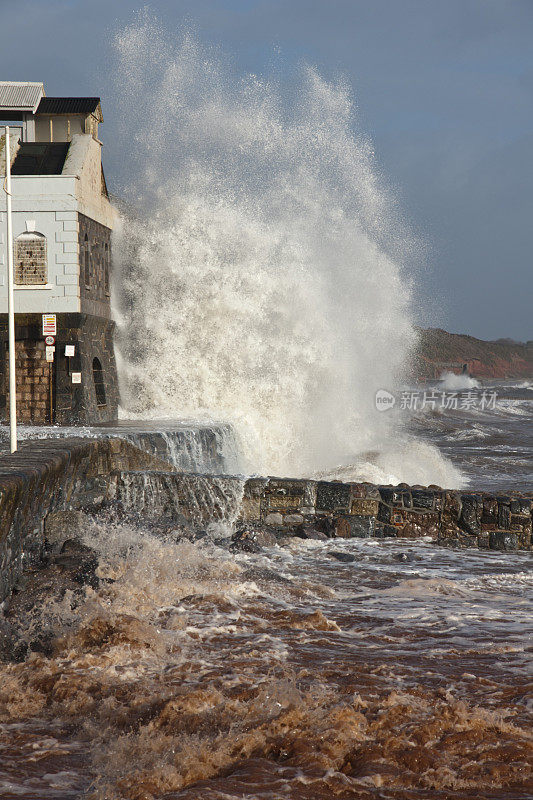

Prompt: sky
[{"left": 1, "top": 0, "right": 532, "bottom": 341}]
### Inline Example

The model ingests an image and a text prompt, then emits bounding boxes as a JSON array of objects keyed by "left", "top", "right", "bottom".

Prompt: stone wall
[
  {"left": 0, "top": 313, "right": 119, "bottom": 425},
  {"left": 0, "top": 437, "right": 174, "bottom": 601},
  {"left": 53, "top": 313, "right": 119, "bottom": 425},
  {"left": 78, "top": 212, "right": 112, "bottom": 320},
  {"left": 107, "top": 472, "right": 533, "bottom": 552},
  {"left": 1, "top": 438, "right": 531, "bottom": 602},
  {"left": 7, "top": 339, "right": 50, "bottom": 424}
]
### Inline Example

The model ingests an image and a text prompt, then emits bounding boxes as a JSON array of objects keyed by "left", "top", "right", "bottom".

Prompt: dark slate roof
[
  {"left": 36, "top": 97, "right": 102, "bottom": 117},
  {"left": 11, "top": 142, "right": 70, "bottom": 175}
]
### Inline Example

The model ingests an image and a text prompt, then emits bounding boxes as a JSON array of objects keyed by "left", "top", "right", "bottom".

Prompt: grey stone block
[
  {"left": 336, "top": 515, "right": 375, "bottom": 538},
  {"left": 316, "top": 481, "right": 351, "bottom": 512},
  {"left": 489, "top": 531, "right": 519, "bottom": 551}
]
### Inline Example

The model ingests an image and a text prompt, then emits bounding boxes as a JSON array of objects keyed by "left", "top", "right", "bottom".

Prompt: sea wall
[
  {"left": 108, "top": 472, "right": 533, "bottom": 552},
  {"left": 0, "top": 437, "right": 174, "bottom": 600},
  {"left": 114, "top": 423, "right": 239, "bottom": 474},
  {"left": 1, "top": 439, "right": 531, "bottom": 601}
]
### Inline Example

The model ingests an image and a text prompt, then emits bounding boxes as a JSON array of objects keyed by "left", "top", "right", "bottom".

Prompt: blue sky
[{"left": 1, "top": 0, "right": 532, "bottom": 341}]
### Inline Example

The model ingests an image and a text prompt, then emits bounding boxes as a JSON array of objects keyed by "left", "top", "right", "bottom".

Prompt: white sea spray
[{"left": 111, "top": 12, "right": 461, "bottom": 487}]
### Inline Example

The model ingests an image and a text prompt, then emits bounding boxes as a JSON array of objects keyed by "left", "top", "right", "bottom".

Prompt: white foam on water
[
  {"left": 438, "top": 371, "right": 480, "bottom": 390},
  {"left": 109, "top": 13, "right": 463, "bottom": 488}
]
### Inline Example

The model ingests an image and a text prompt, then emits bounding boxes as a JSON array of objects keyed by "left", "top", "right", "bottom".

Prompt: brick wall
[
  {"left": 0, "top": 313, "right": 119, "bottom": 425},
  {"left": 5, "top": 339, "right": 50, "bottom": 424}
]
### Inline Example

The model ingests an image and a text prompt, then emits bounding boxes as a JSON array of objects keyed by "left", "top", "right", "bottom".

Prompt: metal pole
[
  {"left": 49, "top": 361, "right": 53, "bottom": 425},
  {"left": 5, "top": 127, "right": 17, "bottom": 452}
]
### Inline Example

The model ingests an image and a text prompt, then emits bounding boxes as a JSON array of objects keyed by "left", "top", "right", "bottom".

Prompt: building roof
[
  {"left": 11, "top": 142, "right": 70, "bottom": 175},
  {"left": 0, "top": 81, "right": 44, "bottom": 112},
  {"left": 36, "top": 97, "right": 103, "bottom": 121}
]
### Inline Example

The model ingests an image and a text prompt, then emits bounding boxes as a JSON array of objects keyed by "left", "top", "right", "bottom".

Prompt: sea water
[
  {"left": 0, "top": 16, "right": 531, "bottom": 799},
  {"left": 0, "top": 520, "right": 531, "bottom": 798}
]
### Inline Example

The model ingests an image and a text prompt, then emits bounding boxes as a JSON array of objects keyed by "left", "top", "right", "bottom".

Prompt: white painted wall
[
  {"left": 66, "top": 135, "right": 116, "bottom": 228},
  {"left": 0, "top": 175, "right": 80, "bottom": 313},
  {"left": 0, "top": 135, "right": 116, "bottom": 315}
]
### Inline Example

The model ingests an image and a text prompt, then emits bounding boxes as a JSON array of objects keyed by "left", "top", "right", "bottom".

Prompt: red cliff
[{"left": 413, "top": 328, "right": 533, "bottom": 381}]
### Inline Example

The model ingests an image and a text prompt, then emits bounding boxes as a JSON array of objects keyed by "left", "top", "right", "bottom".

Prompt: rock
[
  {"left": 264, "top": 513, "right": 283, "bottom": 526},
  {"left": 51, "top": 539, "right": 99, "bottom": 589},
  {"left": 60, "top": 538, "right": 94, "bottom": 556},
  {"left": 316, "top": 482, "right": 351, "bottom": 513},
  {"left": 175, "top": 527, "right": 208, "bottom": 543},
  {"left": 44, "top": 510, "right": 90, "bottom": 552},
  {"left": 213, "top": 536, "right": 232, "bottom": 548},
  {"left": 377, "top": 503, "right": 392, "bottom": 524},
  {"left": 400, "top": 491, "right": 412, "bottom": 509},
  {"left": 283, "top": 514, "right": 304, "bottom": 527},
  {"left": 230, "top": 539, "right": 262, "bottom": 554},
  {"left": 312, "top": 516, "right": 337, "bottom": 537},
  {"left": 460, "top": 495, "right": 482, "bottom": 536},
  {"left": 510, "top": 499, "right": 531, "bottom": 515},
  {"left": 241, "top": 566, "right": 291, "bottom": 584},
  {"left": 456, "top": 533, "right": 479, "bottom": 549},
  {"left": 411, "top": 489, "right": 435, "bottom": 510},
  {"left": 276, "top": 537, "right": 294, "bottom": 547},
  {"left": 171, "top": 511, "right": 192, "bottom": 529},
  {"left": 294, "top": 526, "right": 328, "bottom": 541},
  {"left": 378, "top": 487, "right": 396, "bottom": 504},
  {"left": 230, "top": 525, "right": 277, "bottom": 553},
  {"left": 392, "top": 552, "right": 415, "bottom": 562},
  {"left": 497, "top": 502, "right": 511, "bottom": 529},
  {"left": 351, "top": 498, "right": 380, "bottom": 516},
  {"left": 0, "top": 616, "right": 15, "bottom": 662},
  {"left": 327, "top": 551, "right": 356, "bottom": 563},
  {"left": 377, "top": 523, "right": 399, "bottom": 538}
]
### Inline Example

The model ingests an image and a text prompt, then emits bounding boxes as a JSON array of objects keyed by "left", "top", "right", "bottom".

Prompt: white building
[{"left": 0, "top": 81, "right": 118, "bottom": 424}]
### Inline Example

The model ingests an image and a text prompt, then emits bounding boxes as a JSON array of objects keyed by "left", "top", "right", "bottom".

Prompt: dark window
[
  {"left": 84, "top": 233, "right": 90, "bottom": 287},
  {"left": 104, "top": 243, "right": 110, "bottom": 294},
  {"left": 92, "top": 357, "right": 106, "bottom": 406},
  {"left": 92, "top": 239, "right": 99, "bottom": 288}
]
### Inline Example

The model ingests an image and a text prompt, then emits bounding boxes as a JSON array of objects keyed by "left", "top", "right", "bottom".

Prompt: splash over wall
[{"left": 111, "top": 13, "right": 461, "bottom": 487}]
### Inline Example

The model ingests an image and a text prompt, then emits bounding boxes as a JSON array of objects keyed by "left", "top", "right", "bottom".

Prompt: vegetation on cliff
[{"left": 413, "top": 327, "right": 533, "bottom": 380}]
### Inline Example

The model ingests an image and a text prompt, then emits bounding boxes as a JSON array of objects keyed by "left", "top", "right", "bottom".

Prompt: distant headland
[{"left": 414, "top": 327, "right": 533, "bottom": 381}]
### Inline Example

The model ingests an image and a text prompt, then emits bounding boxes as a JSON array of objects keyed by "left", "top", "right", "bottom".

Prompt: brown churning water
[{"left": 0, "top": 516, "right": 531, "bottom": 799}]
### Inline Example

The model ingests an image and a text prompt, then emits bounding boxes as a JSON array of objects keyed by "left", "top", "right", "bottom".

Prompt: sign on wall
[
  {"left": 65, "top": 345, "right": 75, "bottom": 357},
  {"left": 42, "top": 314, "right": 57, "bottom": 336},
  {"left": 71, "top": 372, "right": 82, "bottom": 384}
]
